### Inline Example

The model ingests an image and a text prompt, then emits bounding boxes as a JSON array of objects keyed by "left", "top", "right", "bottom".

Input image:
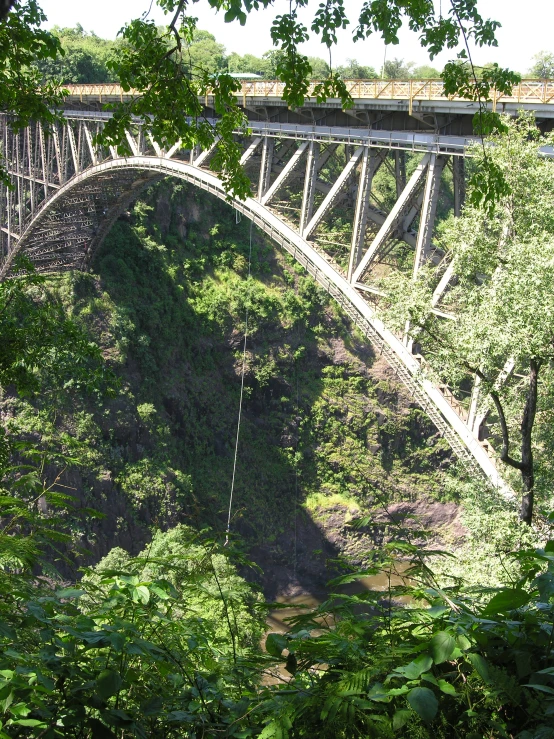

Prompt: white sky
[{"left": 38, "top": 0, "right": 552, "bottom": 75}]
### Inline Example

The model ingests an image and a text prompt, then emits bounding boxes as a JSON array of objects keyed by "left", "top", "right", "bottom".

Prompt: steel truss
[{"left": 0, "top": 112, "right": 513, "bottom": 499}]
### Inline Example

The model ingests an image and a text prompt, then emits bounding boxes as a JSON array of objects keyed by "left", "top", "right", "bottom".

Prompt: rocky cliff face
[{"left": 1, "top": 180, "right": 461, "bottom": 592}]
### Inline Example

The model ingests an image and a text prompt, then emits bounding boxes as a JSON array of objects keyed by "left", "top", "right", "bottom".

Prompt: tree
[
  {"left": 336, "top": 58, "right": 377, "bottom": 79},
  {"left": 383, "top": 57, "right": 414, "bottom": 79},
  {"left": 184, "top": 28, "right": 227, "bottom": 77},
  {"left": 307, "top": 55, "right": 331, "bottom": 79},
  {"left": 259, "top": 535, "right": 554, "bottom": 738},
  {"left": 261, "top": 49, "right": 285, "bottom": 78},
  {"left": 36, "top": 25, "right": 120, "bottom": 83},
  {"left": 228, "top": 51, "right": 270, "bottom": 76},
  {"left": 0, "top": 525, "right": 266, "bottom": 737},
  {"left": 0, "top": 263, "right": 115, "bottom": 399},
  {"left": 412, "top": 64, "right": 441, "bottom": 78},
  {"left": 381, "top": 114, "right": 554, "bottom": 524},
  {"left": 0, "top": 1, "right": 65, "bottom": 171},
  {"left": 529, "top": 50, "right": 554, "bottom": 78}
]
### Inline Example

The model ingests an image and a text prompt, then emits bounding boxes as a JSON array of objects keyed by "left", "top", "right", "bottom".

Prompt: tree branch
[
  {"left": 521, "top": 357, "right": 540, "bottom": 443},
  {"left": 489, "top": 388, "right": 524, "bottom": 470}
]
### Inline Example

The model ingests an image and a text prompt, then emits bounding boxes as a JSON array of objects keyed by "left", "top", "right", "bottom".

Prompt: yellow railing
[{"left": 62, "top": 79, "right": 554, "bottom": 110}]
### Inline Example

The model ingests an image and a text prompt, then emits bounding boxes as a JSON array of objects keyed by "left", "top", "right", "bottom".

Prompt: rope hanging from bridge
[
  {"left": 293, "top": 363, "right": 300, "bottom": 577},
  {"left": 225, "top": 218, "right": 254, "bottom": 545}
]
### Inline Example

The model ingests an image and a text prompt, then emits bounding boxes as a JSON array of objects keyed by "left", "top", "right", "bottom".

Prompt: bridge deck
[
  {"left": 62, "top": 80, "right": 554, "bottom": 119},
  {"left": 63, "top": 110, "right": 473, "bottom": 154}
]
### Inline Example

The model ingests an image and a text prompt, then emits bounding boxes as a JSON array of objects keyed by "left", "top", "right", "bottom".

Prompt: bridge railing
[{"left": 61, "top": 80, "right": 554, "bottom": 109}]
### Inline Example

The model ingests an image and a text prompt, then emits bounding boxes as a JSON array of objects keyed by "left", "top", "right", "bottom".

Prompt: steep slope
[{"left": 2, "top": 180, "right": 459, "bottom": 592}]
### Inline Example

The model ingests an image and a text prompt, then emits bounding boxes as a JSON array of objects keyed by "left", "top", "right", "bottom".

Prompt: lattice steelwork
[
  {"left": 61, "top": 80, "right": 554, "bottom": 115},
  {"left": 0, "top": 110, "right": 514, "bottom": 499}
]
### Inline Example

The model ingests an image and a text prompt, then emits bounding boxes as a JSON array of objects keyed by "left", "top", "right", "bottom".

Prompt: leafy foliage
[
  {"left": 0, "top": 1, "right": 66, "bottom": 184},
  {"left": 380, "top": 114, "right": 554, "bottom": 523},
  {"left": 2, "top": 480, "right": 554, "bottom": 739},
  {"left": 0, "top": 265, "right": 116, "bottom": 400},
  {"left": 0, "top": 264, "right": 118, "bottom": 580},
  {"left": 529, "top": 51, "right": 554, "bottom": 79},
  {"left": 101, "top": 16, "right": 251, "bottom": 199},
  {"left": 0, "top": 526, "right": 266, "bottom": 738},
  {"left": 255, "top": 537, "right": 554, "bottom": 738},
  {"left": 35, "top": 25, "right": 121, "bottom": 84}
]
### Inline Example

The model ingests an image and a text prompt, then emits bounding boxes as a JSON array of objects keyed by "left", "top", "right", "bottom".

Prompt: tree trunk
[
  {"left": 0, "top": 1, "right": 15, "bottom": 21},
  {"left": 489, "top": 359, "right": 540, "bottom": 526},
  {"left": 519, "top": 359, "right": 540, "bottom": 525}
]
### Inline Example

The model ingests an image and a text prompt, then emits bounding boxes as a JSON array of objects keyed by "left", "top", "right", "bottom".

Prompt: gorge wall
[{"left": 1, "top": 179, "right": 463, "bottom": 593}]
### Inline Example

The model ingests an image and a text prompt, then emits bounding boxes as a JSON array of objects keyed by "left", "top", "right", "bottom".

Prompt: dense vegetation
[
  {"left": 2, "top": 442, "right": 554, "bottom": 738},
  {"left": 1, "top": 171, "right": 551, "bottom": 738},
  {"left": 2, "top": 1, "right": 554, "bottom": 736},
  {"left": 382, "top": 115, "right": 554, "bottom": 524},
  {"left": 40, "top": 25, "right": 552, "bottom": 89},
  {"left": 36, "top": 25, "right": 437, "bottom": 85},
  {"left": 3, "top": 180, "right": 453, "bottom": 573}
]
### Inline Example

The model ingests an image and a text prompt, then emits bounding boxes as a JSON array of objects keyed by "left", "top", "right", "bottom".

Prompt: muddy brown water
[
  {"left": 263, "top": 565, "right": 411, "bottom": 683},
  {"left": 267, "top": 564, "right": 412, "bottom": 633}
]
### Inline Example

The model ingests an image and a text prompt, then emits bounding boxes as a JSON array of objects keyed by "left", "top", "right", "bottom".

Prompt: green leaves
[
  {"left": 430, "top": 631, "right": 456, "bottom": 664},
  {"left": 442, "top": 60, "right": 520, "bottom": 104},
  {"left": 481, "top": 587, "right": 531, "bottom": 615},
  {"left": 269, "top": 12, "right": 311, "bottom": 109},
  {"left": 131, "top": 584, "right": 150, "bottom": 604},
  {"left": 437, "top": 679, "right": 458, "bottom": 696},
  {"left": 354, "top": 0, "right": 501, "bottom": 62},
  {"left": 96, "top": 670, "right": 122, "bottom": 700},
  {"left": 0, "top": 527, "right": 268, "bottom": 738},
  {"left": 407, "top": 686, "right": 438, "bottom": 723},
  {"left": 259, "top": 717, "right": 291, "bottom": 739},
  {"left": 90, "top": 0, "right": 512, "bottom": 200},
  {"left": 392, "top": 708, "right": 412, "bottom": 729},
  {"left": 265, "top": 632, "right": 287, "bottom": 658},
  {"left": 311, "top": 0, "right": 349, "bottom": 47},
  {"left": 103, "top": 16, "right": 252, "bottom": 199},
  {"left": 56, "top": 587, "right": 85, "bottom": 599},
  {"left": 393, "top": 654, "right": 432, "bottom": 679}
]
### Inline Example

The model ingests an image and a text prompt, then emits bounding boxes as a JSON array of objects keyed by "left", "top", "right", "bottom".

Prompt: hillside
[{"left": 1, "top": 179, "right": 463, "bottom": 594}]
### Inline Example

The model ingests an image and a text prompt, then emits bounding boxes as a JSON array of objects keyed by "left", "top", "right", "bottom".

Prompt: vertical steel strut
[
  {"left": 299, "top": 140, "right": 319, "bottom": 236},
  {"left": 257, "top": 136, "right": 274, "bottom": 201}
]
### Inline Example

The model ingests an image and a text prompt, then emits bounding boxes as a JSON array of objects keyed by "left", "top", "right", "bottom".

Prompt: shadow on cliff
[{"left": 53, "top": 182, "right": 448, "bottom": 595}]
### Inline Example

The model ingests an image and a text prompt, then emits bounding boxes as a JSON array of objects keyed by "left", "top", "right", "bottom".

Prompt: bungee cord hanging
[
  {"left": 225, "top": 213, "right": 302, "bottom": 578},
  {"left": 225, "top": 217, "right": 253, "bottom": 545},
  {"left": 293, "top": 364, "right": 300, "bottom": 577}
]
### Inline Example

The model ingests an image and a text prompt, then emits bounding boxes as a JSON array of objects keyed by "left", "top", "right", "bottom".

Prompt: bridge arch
[{"left": 1, "top": 154, "right": 512, "bottom": 499}]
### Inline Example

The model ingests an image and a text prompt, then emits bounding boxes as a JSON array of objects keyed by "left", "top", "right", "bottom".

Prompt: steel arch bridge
[{"left": 0, "top": 109, "right": 513, "bottom": 499}]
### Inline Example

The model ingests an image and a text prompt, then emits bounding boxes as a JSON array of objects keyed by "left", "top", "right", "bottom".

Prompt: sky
[{"left": 38, "top": 0, "right": 552, "bottom": 75}]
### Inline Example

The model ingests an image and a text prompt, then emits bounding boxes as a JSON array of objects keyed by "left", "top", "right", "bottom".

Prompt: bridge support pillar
[
  {"left": 299, "top": 141, "right": 319, "bottom": 236},
  {"left": 395, "top": 151, "right": 406, "bottom": 197},
  {"left": 304, "top": 146, "right": 363, "bottom": 239},
  {"left": 348, "top": 148, "right": 380, "bottom": 282},
  {"left": 404, "top": 154, "right": 447, "bottom": 349},
  {"left": 453, "top": 156, "right": 465, "bottom": 217},
  {"left": 261, "top": 140, "right": 308, "bottom": 206},
  {"left": 413, "top": 154, "right": 447, "bottom": 276},
  {"left": 257, "top": 136, "right": 274, "bottom": 201},
  {"left": 352, "top": 152, "right": 431, "bottom": 284},
  {"left": 67, "top": 124, "right": 80, "bottom": 175},
  {"left": 54, "top": 127, "right": 66, "bottom": 184},
  {"left": 468, "top": 375, "right": 481, "bottom": 432}
]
